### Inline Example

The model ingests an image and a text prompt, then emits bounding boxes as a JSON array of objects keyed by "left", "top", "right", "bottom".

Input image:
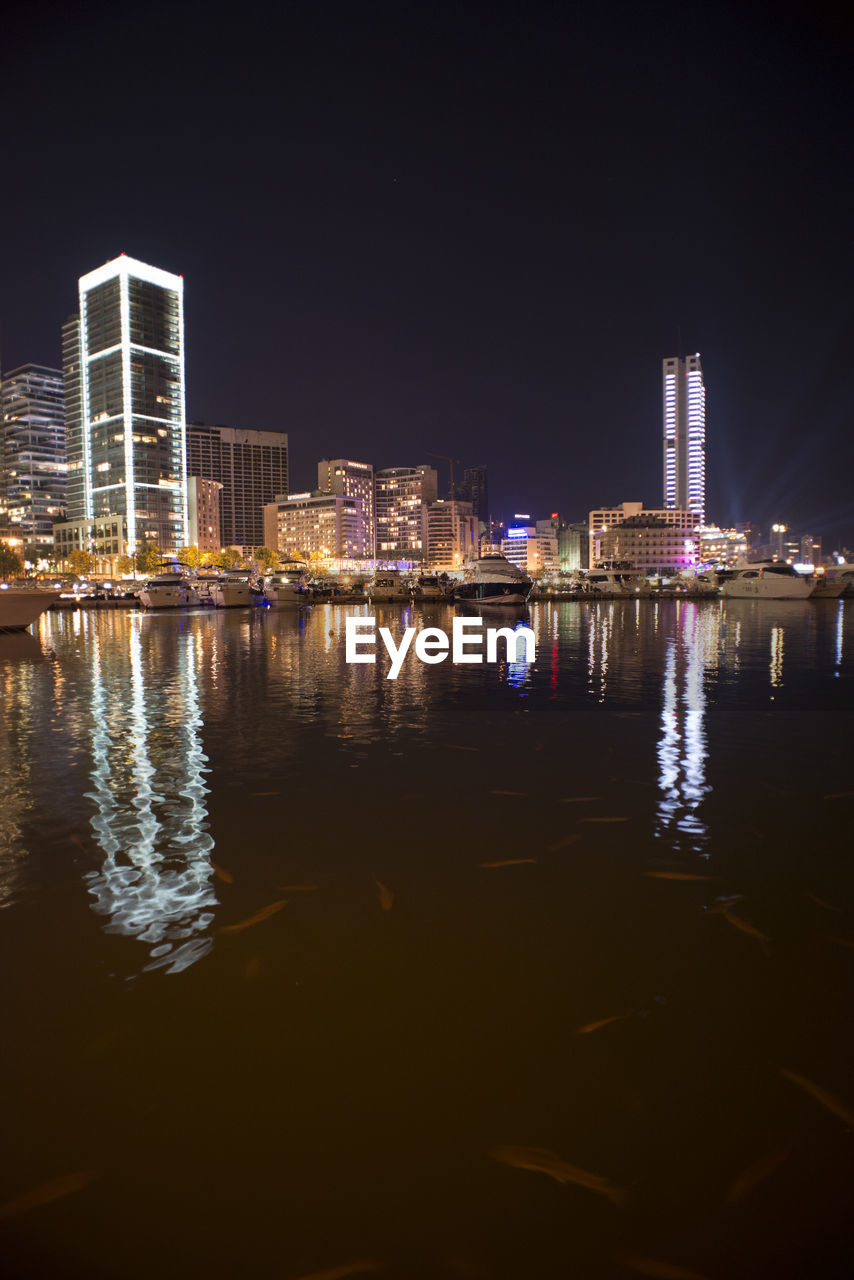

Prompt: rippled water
[{"left": 1, "top": 600, "right": 853, "bottom": 1278}]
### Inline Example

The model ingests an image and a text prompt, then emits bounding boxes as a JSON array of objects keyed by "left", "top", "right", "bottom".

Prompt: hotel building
[
  {"left": 186, "top": 423, "right": 288, "bottom": 551},
  {"left": 263, "top": 492, "right": 367, "bottom": 561},
  {"left": 375, "top": 465, "right": 438, "bottom": 561},
  {"left": 317, "top": 458, "right": 375, "bottom": 556},
  {"left": 63, "top": 254, "right": 188, "bottom": 553},
  {"left": 663, "top": 353, "right": 705, "bottom": 526},
  {"left": 589, "top": 502, "right": 697, "bottom": 569},
  {"left": 0, "top": 364, "right": 66, "bottom": 555}
]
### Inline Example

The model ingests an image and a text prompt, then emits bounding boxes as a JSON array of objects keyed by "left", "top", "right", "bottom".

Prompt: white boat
[
  {"left": 210, "top": 571, "right": 258, "bottom": 608},
  {"left": 193, "top": 572, "right": 223, "bottom": 604},
  {"left": 264, "top": 569, "right": 311, "bottom": 607},
  {"left": 138, "top": 573, "right": 201, "bottom": 609},
  {"left": 454, "top": 554, "right": 533, "bottom": 606},
  {"left": 414, "top": 574, "right": 447, "bottom": 601},
  {"left": 0, "top": 585, "right": 61, "bottom": 632},
  {"left": 720, "top": 562, "right": 814, "bottom": 600},
  {"left": 582, "top": 565, "right": 652, "bottom": 597},
  {"left": 366, "top": 571, "right": 413, "bottom": 603},
  {"left": 808, "top": 572, "right": 847, "bottom": 599}
]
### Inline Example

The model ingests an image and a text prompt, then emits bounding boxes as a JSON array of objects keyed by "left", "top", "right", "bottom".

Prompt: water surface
[{"left": 1, "top": 600, "right": 853, "bottom": 1277}]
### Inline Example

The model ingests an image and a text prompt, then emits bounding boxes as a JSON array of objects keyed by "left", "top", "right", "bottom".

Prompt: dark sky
[{"left": 3, "top": 0, "right": 853, "bottom": 545}]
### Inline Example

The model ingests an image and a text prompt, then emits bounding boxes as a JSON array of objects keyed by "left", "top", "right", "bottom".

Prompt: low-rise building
[{"left": 53, "top": 513, "right": 130, "bottom": 574}]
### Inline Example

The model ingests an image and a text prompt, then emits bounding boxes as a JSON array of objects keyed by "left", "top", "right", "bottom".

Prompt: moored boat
[
  {"left": 720, "top": 562, "right": 814, "bottom": 600},
  {"left": 210, "top": 571, "right": 260, "bottom": 608},
  {"left": 138, "top": 573, "right": 201, "bottom": 609},
  {"left": 365, "top": 571, "right": 412, "bottom": 603},
  {"left": 454, "top": 554, "right": 533, "bottom": 606},
  {"left": 263, "top": 569, "right": 312, "bottom": 607},
  {"left": 0, "top": 584, "right": 61, "bottom": 632}
]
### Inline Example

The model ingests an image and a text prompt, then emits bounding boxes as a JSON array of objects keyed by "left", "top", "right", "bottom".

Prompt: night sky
[{"left": 3, "top": 0, "right": 853, "bottom": 545}]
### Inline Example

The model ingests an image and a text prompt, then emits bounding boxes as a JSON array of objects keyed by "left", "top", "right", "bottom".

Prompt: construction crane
[{"left": 426, "top": 452, "right": 462, "bottom": 500}]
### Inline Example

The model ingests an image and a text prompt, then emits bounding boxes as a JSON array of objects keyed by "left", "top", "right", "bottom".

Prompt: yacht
[
  {"left": 0, "top": 584, "right": 61, "bottom": 632},
  {"left": 365, "top": 571, "right": 413, "bottom": 603},
  {"left": 193, "top": 571, "right": 223, "bottom": 604},
  {"left": 720, "top": 562, "right": 815, "bottom": 600},
  {"left": 454, "top": 554, "right": 533, "bottom": 606},
  {"left": 263, "top": 568, "right": 311, "bottom": 607},
  {"left": 414, "top": 574, "right": 447, "bottom": 601},
  {"left": 582, "top": 565, "right": 651, "bottom": 597},
  {"left": 808, "top": 571, "right": 847, "bottom": 599},
  {"left": 138, "top": 573, "right": 201, "bottom": 609},
  {"left": 210, "top": 571, "right": 259, "bottom": 608}
]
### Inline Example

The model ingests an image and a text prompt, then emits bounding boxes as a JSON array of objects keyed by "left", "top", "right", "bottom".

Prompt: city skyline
[{"left": 2, "top": 2, "right": 852, "bottom": 546}]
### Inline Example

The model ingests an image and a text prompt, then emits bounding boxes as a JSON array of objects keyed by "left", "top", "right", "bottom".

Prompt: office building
[
  {"left": 375, "top": 465, "right": 438, "bottom": 561},
  {"left": 422, "top": 498, "right": 477, "bottom": 571},
  {"left": 663, "top": 353, "right": 705, "bottom": 526},
  {"left": 590, "top": 501, "right": 696, "bottom": 567},
  {"left": 187, "top": 476, "right": 223, "bottom": 551},
  {"left": 1, "top": 364, "right": 66, "bottom": 554},
  {"left": 64, "top": 254, "right": 189, "bottom": 553},
  {"left": 318, "top": 458, "right": 375, "bottom": 555},
  {"left": 186, "top": 423, "right": 288, "bottom": 551},
  {"left": 263, "top": 491, "right": 367, "bottom": 561}
]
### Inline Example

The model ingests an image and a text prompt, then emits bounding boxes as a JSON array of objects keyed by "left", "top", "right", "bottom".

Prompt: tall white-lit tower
[
  {"left": 65, "top": 254, "right": 188, "bottom": 553},
  {"left": 662, "top": 353, "right": 705, "bottom": 526}
]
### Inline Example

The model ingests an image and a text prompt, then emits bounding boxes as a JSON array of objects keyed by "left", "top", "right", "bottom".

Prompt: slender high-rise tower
[
  {"left": 662, "top": 353, "right": 705, "bottom": 526},
  {"left": 65, "top": 254, "right": 188, "bottom": 553}
]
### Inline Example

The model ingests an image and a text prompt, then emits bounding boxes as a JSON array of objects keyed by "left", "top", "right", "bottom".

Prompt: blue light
[{"left": 507, "top": 527, "right": 527, "bottom": 538}]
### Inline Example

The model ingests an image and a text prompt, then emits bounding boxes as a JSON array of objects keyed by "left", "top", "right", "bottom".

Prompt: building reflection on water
[
  {"left": 655, "top": 602, "right": 716, "bottom": 855},
  {"left": 83, "top": 617, "right": 217, "bottom": 974}
]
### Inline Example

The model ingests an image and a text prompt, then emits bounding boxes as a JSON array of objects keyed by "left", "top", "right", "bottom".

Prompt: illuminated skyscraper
[
  {"left": 662, "top": 353, "right": 705, "bottom": 526},
  {"left": 0, "top": 364, "right": 66, "bottom": 554},
  {"left": 64, "top": 254, "right": 188, "bottom": 553}
]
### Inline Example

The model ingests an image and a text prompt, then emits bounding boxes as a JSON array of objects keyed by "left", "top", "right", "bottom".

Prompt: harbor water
[{"left": 1, "top": 599, "right": 853, "bottom": 1278}]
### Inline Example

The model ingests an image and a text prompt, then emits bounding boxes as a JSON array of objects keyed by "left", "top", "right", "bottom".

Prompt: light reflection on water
[{"left": 82, "top": 619, "right": 217, "bottom": 974}]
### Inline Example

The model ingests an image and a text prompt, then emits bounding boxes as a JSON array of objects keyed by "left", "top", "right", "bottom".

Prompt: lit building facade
[
  {"left": 263, "top": 492, "right": 366, "bottom": 560},
  {"left": 317, "top": 458, "right": 375, "bottom": 556},
  {"left": 1, "top": 364, "right": 67, "bottom": 555},
  {"left": 594, "top": 517, "right": 698, "bottom": 571},
  {"left": 422, "top": 498, "right": 477, "bottom": 571},
  {"left": 53, "top": 513, "right": 129, "bottom": 573},
  {"left": 375, "top": 465, "right": 438, "bottom": 561},
  {"left": 187, "top": 476, "right": 223, "bottom": 551},
  {"left": 663, "top": 353, "right": 705, "bottom": 526},
  {"left": 186, "top": 423, "right": 288, "bottom": 551},
  {"left": 589, "top": 502, "right": 696, "bottom": 567},
  {"left": 697, "top": 525, "right": 748, "bottom": 565},
  {"left": 64, "top": 255, "right": 189, "bottom": 553},
  {"left": 501, "top": 524, "right": 549, "bottom": 574}
]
